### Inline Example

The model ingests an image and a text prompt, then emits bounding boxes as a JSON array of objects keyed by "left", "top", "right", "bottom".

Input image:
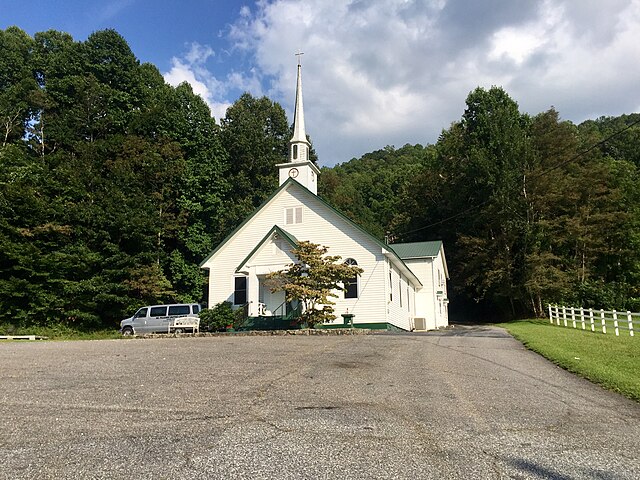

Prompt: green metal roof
[{"left": 389, "top": 241, "right": 443, "bottom": 259}]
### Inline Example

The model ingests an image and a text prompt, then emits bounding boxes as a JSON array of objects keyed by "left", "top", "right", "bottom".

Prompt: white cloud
[
  {"left": 164, "top": 58, "right": 210, "bottom": 99},
  {"left": 185, "top": 43, "right": 214, "bottom": 65},
  {"left": 489, "top": 28, "right": 547, "bottom": 65},
  {"left": 96, "top": 0, "right": 134, "bottom": 22},
  {"left": 163, "top": 42, "right": 239, "bottom": 121},
  {"left": 160, "top": 0, "right": 640, "bottom": 165},
  {"left": 219, "top": 0, "right": 640, "bottom": 165}
]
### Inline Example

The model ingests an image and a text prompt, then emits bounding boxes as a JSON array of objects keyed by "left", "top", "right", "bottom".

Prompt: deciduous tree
[{"left": 266, "top": 241, "right": 363, "bottom": 327}]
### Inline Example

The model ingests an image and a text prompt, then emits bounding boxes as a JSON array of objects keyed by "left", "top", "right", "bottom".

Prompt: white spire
[
  {"left": 277, "top": 53, "right": 320, "bottom": 194},
  {"left": 289, "top": 52, "right": 310, "bottom": 162}
]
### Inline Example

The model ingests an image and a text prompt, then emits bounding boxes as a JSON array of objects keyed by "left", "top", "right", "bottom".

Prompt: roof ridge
[{"left": 200, "top": 178, "right": 423, "bottom": 286}]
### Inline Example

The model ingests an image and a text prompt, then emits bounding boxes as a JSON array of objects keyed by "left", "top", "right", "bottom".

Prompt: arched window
[
  {"left": 344, "top": 258, "right": 358, "bottom": 299},
  {"left": 292, "top": 144, "right": 298, "bottom": 159}
]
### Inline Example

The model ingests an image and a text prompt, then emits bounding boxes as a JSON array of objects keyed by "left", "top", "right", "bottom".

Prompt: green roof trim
[
  {"left": 199, "top": 179, "right": 294, "bottom": 267},
  {"left": 308, "top": 192, "right": 423, "bottom": 287},
  {"left": 389, "top": 241, "right": 443, "bottom": 259},
  {"left": 200, "top": 178, "right": 423, "bottom": 286},
  {"left": 235, "top": 225, "right": 298, "bottom": 272}
]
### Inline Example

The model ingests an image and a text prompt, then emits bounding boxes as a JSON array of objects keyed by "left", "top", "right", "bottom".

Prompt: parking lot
[{"left": 1, "top": 327, "right": 639, "bottom": 479}]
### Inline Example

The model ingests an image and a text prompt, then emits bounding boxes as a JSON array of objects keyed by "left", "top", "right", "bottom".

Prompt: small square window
[{"left": 285, "top": 206, "right": 303, "bottom": 225}]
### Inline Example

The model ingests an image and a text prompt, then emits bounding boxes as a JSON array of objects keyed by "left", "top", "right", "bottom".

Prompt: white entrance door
[{"left": 259, "top": 278, "right": 285, "bottom": 315}]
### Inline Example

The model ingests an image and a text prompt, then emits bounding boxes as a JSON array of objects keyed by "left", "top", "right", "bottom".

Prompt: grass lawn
[
  {"left": 498, "top": 319, "right": 640, "bottom": 402},
  {"left": 0, "top": 323, "right": 122, "bottom": 341}
]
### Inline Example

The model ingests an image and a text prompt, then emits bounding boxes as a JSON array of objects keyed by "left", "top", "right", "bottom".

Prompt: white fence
[{"left": 547, "top": 305, "right": 637, "bottom": 337}]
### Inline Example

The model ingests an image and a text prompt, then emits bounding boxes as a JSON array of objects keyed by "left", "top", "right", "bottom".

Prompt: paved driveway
[{"left": 1, "top": 326, "right": 638, "bottom": 479}]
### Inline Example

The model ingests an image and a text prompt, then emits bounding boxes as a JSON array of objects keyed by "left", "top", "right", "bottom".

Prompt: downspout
[
  {"left": 431, "top": 259, "right": 437, "bottom": 327},
  {"left": 383, "top": 255, "right": 390, "bottom": 326}
]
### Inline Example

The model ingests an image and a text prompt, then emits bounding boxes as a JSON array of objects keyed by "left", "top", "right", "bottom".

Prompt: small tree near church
[{"left": 266, "top": 241, "right": 363, "bottom": 327}]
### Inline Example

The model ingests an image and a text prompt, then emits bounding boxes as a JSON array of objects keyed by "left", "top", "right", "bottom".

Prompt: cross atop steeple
[{"left": 295, "top": 50, "right": 304, "bottom": 66}]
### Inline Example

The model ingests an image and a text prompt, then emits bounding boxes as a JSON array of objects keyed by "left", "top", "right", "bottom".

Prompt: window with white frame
[
  {"left": 411, "top": 288, "right": 415, "bottom": 314},
  {"left": 406, "top": 284, "right": 410, "bottom": 311},
  {"left": 285, "top": 206, "right": 303, "bottom": 225},
  {"left": 234, "top": 276, "right": 247, "bottom": 305},
  {"left": 343, "top": 258, "right": 359, "bottom": 299}
]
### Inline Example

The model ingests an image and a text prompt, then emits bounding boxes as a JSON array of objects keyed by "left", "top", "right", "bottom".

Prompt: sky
[{"left": 2, "top": 0, "right": 640, "bottom": 166}]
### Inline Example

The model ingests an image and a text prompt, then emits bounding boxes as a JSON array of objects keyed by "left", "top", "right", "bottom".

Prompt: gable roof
[
  {"left": 199, "top": 179, "right": 294, "bottom": 267},
  {"left": 235, "top": 225, "right": 297, "bottom": 273},
  {"left": 390, "top": 241, "right": 442, "bottom": 259},
  {"left": 390, "top": 240, "right": 449, "bottom": 279},
  {"left": 200, "top": 178, "right": 422, "bottom": 286}
]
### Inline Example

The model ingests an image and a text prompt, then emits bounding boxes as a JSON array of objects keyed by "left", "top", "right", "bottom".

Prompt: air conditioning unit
[{"left": 414, "top": 317, "right": 426, "bottom": 331}]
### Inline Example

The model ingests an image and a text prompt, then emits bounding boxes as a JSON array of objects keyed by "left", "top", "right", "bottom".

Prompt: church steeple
[
  {"left": 277, "top": 54, "right": 320, "bottom": 194},
  {"left": 289, "top": 52, "right": 310, "bottom": 163}
]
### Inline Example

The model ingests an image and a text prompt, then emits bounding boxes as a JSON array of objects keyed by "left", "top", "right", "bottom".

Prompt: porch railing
[{"left": 237, "top": 300, "right": 302, "bottom": 331}]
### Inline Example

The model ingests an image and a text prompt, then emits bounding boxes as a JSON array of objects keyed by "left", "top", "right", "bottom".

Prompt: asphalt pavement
[{"left": 1, "top": 325, "right": 638, "bottom": 479}]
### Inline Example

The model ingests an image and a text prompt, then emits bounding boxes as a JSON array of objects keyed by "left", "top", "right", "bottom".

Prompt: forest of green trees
[
  {"left": 1, "top": 27, "right": 638, "bottom": 329},
  {"left": 321, "top": 98, "right": 640, "bottom": 319}
]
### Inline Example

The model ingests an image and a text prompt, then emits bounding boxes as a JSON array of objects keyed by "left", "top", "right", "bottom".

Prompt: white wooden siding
[
  {"left": 202, "top": 183, "right": 430, "bottom": 330},
  {"left": 250, "top": 237, "right": 297, "bottom": 268},
  {"left": 403, "top": 258, "right": 436, "bottom": 329},
  {"left": 203, "top": 184, "right": 398, "bottom": 326},
  {"left": 387, "top": 267, "right": 417, "bottom": 331},
  {"left": 432, "top": 252, "right": 449, "bottom": 327},
  {"left": 402, "top": 249, "right": 449, "bottom": 329}
]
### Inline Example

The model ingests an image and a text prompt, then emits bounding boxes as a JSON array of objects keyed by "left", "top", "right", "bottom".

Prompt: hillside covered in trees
[
  {"left": 322, "top": 96, "right": 640, "bottom": 320},
  {"left": 1, "top": 27, "right": 638, "bottom": 328},
  {"left": 0, "top": 27, "right": 299, "bottom": 328}
]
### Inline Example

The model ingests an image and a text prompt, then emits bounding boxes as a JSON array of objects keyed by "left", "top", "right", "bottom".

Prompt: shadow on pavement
[{"left": 380, "top": 324, "right": 512, "bottom": 338}]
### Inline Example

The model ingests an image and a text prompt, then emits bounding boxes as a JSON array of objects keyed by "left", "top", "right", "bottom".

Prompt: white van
[{"left": 120, "top": 304, "right": 201, "bottom": 335}]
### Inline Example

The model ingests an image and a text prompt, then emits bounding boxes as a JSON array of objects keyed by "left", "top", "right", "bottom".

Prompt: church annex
[{"left": 200, "top": 59, "right": 448, "bottom": 331}]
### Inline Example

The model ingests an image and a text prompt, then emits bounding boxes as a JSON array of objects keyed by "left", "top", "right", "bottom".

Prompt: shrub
[{"left": 199, "top": 302, "right": 236, "bottom": 331}]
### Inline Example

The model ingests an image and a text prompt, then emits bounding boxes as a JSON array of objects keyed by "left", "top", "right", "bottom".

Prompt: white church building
[{"left": 200, "top": 60, "right": 449, "bottom": 331}]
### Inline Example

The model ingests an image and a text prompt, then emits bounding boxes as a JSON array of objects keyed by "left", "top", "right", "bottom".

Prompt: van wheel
[
  {"left": 174, "top": 328, "right": 184, "bottom": 334},
  {"left": 122, "top": 327, "right": 133, "bottom": 336}
]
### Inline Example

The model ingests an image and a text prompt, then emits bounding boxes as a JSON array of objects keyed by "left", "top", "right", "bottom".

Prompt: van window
[
  {"left": 192, "top": 304, "right": 200, "bottom": 314},
  {"left": 149, "top": 306, "right": 167, "bottom": 317},
  {"left": 135, "top": 307, "right": 148, "bottom": 318},
  {"left": 168, "top": 305, "right": 190, "bottom": 316}
]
